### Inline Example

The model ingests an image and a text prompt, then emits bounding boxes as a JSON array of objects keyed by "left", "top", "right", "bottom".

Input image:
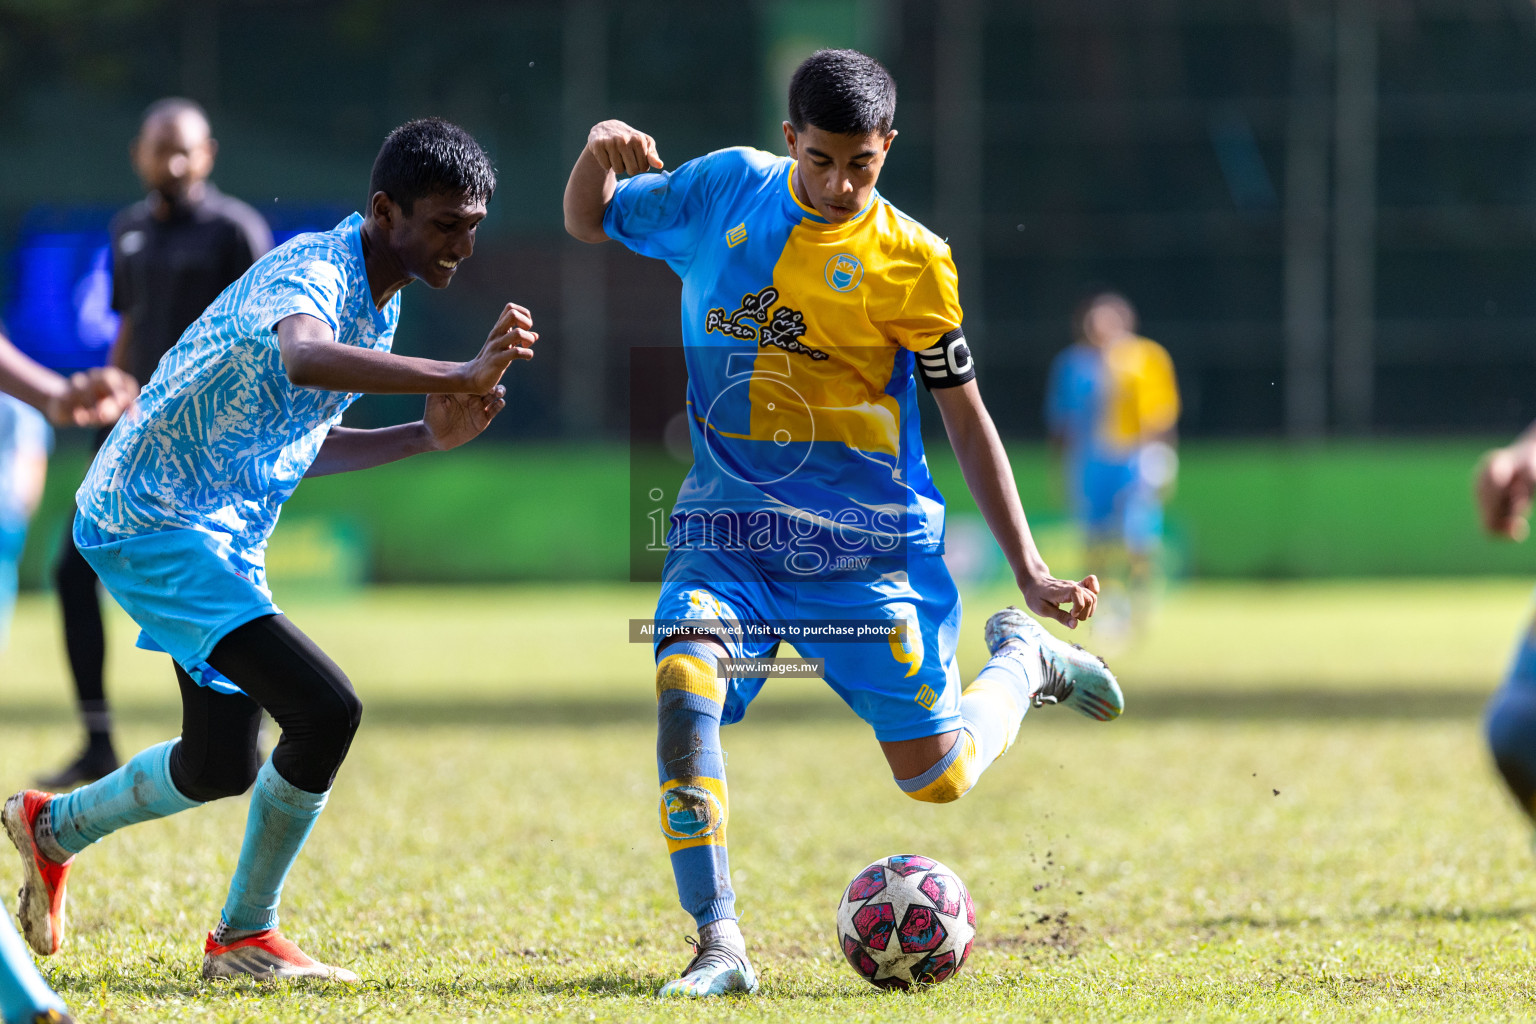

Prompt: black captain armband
[{"left": 917, "top": 328, "right": 975, "bottom": 390}]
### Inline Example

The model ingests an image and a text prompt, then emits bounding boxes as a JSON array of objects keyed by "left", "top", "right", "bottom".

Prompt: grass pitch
[{"left": 3, "top": 579, "right": 1536, "bottom": 1022}]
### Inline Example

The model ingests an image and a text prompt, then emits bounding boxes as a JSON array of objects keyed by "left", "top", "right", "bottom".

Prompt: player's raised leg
[
  {"left": 653, "top": 632, "right": 757, "bottom": 997},
  {"left": 0, "top": 916, "right": 71, "bottom": 1024},
  {"left": 898, "top": 609, "right": 1120, "bottom": 802}
]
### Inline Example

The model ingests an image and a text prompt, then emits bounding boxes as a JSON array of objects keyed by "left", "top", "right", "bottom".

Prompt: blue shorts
[
  {"left": 73, "top": 513, "right": 279, "bottom": 695},
  {"left": 1070, "top": 457, "right": 1163, "bottom": 553},
  {"left": 653, "top": 542, "right": 964, "bottom": 743}
]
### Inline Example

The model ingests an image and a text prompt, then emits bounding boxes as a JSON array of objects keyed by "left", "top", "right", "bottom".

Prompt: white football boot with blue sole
[
  {"left": 984, "top": 606, "right": 1124, "bottom": 721},
  {"left": 658, "top": 938, "right": 758, "bottom": 997}
]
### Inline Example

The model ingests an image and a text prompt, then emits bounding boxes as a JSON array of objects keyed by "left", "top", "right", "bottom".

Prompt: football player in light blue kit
[
  {"left": 0, "top": 394, "right": 50, "bottom": 651},
  {"left": 566, "top": 50, "right": 1125, "bottom": 996},
  {"left": 4, "top": 119, "right": 536, "bottom": 984},
  {"left": 0, "top": 326, "right": 136, "bottom": 1024}
]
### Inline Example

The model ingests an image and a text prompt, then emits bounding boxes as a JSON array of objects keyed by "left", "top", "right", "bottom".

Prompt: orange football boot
[
  {"left": 2, "top": 791, "right": 73, "bottom": 956},
  {"left": 202, "top": 928, "right": 359, "bottom": 982}
]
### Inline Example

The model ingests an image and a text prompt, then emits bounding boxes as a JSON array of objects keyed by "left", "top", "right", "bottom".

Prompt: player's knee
[
  {"left": 308, "top": 676, "right": 364, "bottom": 741},
  {"left": 903, "top": 773, "right": 970, "bottom": 804},
  {"left": 170, "top": 739, "right": 260, "bottom": 802},
  {"left": 897, "top": 733, "right": 981, "bottom": 804}
]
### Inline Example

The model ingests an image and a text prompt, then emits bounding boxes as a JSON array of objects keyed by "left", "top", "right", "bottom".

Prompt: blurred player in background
[
  {"left": 1045, "top": 291, "right": 1179, "bottom": 644},
  {"left": 566, "top": 49, "right": 1121, "bottom": 998},
  {"left": 0, "top": 329, "right": 135, "bottom": 1024},
  {"left": 1474, "top": 428, "right": 1536, "bottom": 834},
  {"left": 5, "top": 118, "right": 532, "bottom": 983},
  {"left": 42, "top": 97, "right": 272, "bottom": 789},
  {"left": 0, "top": 393, "right": 50, "bottom": 654}
]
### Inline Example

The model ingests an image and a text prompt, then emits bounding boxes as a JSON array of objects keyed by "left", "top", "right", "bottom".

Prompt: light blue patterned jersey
[{"left": 78, "top": 213, "right": 397, "bottom": 558}]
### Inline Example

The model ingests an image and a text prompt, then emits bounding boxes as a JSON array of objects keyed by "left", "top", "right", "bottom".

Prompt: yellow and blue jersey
[
  {"left": 1045, "top": 336, "right": 1179, "bottom": 546},
  {"left": 606, "top": 147, "right": 964, "bottom": 556},
  {"left": 1045, "top": 337, "right": 1179, "bottom": 461}
]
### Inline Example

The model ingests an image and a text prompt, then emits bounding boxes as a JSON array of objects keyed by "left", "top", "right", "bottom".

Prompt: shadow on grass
[{"left": 0, "top": 687, "right": 1489, "bottom": 730}]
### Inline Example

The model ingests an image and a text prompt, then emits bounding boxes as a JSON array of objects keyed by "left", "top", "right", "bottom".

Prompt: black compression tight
[{"left": 168, "top": 614, "right": 362, "bottom": 801}]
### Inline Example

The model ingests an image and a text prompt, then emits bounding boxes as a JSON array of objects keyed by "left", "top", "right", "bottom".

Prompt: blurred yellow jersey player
[
  {"left": 1046, "top": 292, "right": 1180, "bottom": 640},
  {"left": 565, "top": 48, "right": 1122, "bottom": 998}
]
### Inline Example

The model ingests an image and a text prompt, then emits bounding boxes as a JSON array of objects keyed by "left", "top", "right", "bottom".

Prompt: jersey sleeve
[
  {"left": 886, "top": 249, "right": 964, "bottom": 353},
  {"left": 245, "top": 252, "right": 348, "bottom": 341},
  {"left": 602, "top": 153, "right": 718, "bottom": 264}
]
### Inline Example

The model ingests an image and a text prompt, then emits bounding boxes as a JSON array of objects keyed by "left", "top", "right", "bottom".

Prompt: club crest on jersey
[
  {"left": 824, "top": 253, "right": 864, "bottom": 292},
  {"left": 706, "top": 285, "right": 827, "bottom": 361},
  {"left": 726, "top": 222, "right": 748, "bottom": 248}
]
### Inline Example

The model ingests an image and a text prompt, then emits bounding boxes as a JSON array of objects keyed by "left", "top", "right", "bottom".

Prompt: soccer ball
[{"left": 836, "top": 854, "right": 975, "bottom": 989}]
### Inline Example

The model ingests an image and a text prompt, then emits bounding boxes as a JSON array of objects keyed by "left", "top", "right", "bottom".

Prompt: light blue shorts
[
  {"left": 73, "top": 513, "right": 280, "bottom": 694},
  {"left": 653, "top": 542, "right": 964, "bottom": 743},
  {"left": 1070, "top": 456, "right": 1164, "bottom": 554}
]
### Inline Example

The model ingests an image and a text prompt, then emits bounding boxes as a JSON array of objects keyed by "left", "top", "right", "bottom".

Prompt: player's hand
[
  {"left": 458, "top": 303, "right": 536, "bottom": 394},
  {"left": 46, "top": 367, "right": 139, "bottom": 427},
  {"left": 423, "top": 385, "right": 507, "bottom": 451},
  {"left": 1476, "top": 443, "right": 1536, "bottom": 540},
  {"left": 1019, "top": 572, "right": 1099, "bottom": 629},
  {"left": 587, "top": 120, "right": 664, "bottom": 176}
]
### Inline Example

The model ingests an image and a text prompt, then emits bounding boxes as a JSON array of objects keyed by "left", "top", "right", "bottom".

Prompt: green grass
[{"left": 3, "top": 579, "right": 1536, "bottom": 1021}]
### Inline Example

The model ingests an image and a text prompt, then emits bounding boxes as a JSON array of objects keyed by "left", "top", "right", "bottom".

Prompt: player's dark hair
[
  {"left": 1073, "top": 289, "right": 1138, "bottom": 343},
  {"left": 787, "top": 49, "right": 896, "bottom": 136},
  {"left": 369, "top": 118, "right": 497, "bottom": 216},
  {"left": 140, "top": 96, "right": 208, "bottom": 130}
]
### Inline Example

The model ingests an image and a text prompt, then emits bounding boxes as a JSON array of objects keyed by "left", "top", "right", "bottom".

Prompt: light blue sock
[
  {"left": 221, "top": 758, "right": 329, "bottom": 932},
  {"left": 48, "top": 740, "right": 199, "bottom": 856},
  {"left": 0, "top": 915, "right": 66, "bottom": 1024}
]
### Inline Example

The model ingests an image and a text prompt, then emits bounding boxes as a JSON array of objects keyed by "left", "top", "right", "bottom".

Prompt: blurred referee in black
[{"left": 41, "top": 97, "right": 271, "bottom": 787}]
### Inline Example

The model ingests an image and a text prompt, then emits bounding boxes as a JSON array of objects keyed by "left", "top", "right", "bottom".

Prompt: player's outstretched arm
[
  {"left": 304, "top": 384, "right": 508, "bottom": 478},
  {"left": 278, "top": 303, "right": 535, "bottom": 396},
  {"left": 563, "top": 119, "right": 664, "bottom": 243},
  {"left": 933, "top": 380, "right": 1098, "bottom": 628},
  {"left": 0, "top": 333, "right": 138, "bottom": 427},
  {"left": 1476, "top": 421, "right": 1536, "bottom": 540}
]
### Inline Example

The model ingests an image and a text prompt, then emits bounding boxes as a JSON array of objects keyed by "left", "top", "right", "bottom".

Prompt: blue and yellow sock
[
  {"left": 656, "top": 640, "right": 736, "bottom": 929},
  {"left": 220, "top": 759, "right": 329, "bottom": 932},
  {"left": 47, "top": 740, "right": 199, "bottom": 856},
  {"left": 0, "top": 914, "right": 66, "bottom": 1024},
  {"left": 897, "top": 647, "right": 1037, "bottom": 803}
]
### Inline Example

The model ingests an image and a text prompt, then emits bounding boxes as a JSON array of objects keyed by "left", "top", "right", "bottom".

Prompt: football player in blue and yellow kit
[
  {"left": 566, "top": 49, "right": 1125, "bottom": 996},
  {"left": 1046, "top": 291, "right": 1180, "bottom": 639}
]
